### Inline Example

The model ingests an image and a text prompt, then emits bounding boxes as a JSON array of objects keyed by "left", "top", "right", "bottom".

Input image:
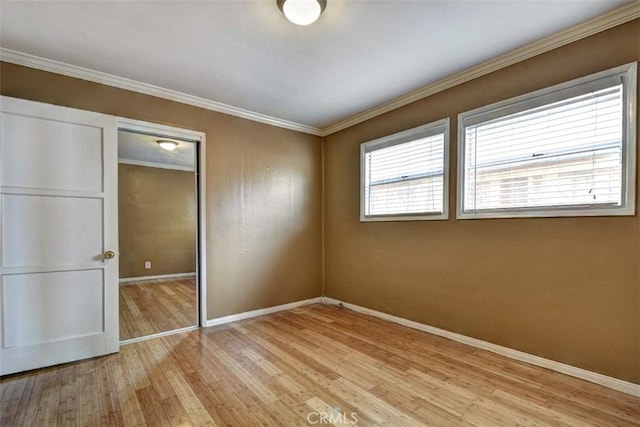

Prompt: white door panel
[
  {"left": 2, "top": 195, "right": 103, "bottom": 269},
  {"left": 0, "top": 113, "right": 104, "bottom": 193},
  {"left": 0, "top": 96, "right": 119, "bottom": 375},
  {"left": 2, "top": 270, "right": 104, "bottom": 347}
]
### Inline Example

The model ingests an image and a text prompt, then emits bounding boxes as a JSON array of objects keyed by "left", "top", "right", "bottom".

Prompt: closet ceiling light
[
  {"left": 156, "top": 139, "right": 179, "bottom": 151},
  {"left": 277, "top": 0, "right": 326, "bottom": 26}
]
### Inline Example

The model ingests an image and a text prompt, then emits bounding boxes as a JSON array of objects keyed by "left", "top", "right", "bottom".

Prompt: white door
[{"left": 0, "top": 96, "right": 119, "bottom": 375}]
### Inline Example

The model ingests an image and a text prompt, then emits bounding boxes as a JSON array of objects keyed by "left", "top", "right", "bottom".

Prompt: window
[
  {"left": 458, "top": 62, "right": 637, "bottom": 219},
  {"left": 361, "top": 118, "right": 449, "bottom": 221}
]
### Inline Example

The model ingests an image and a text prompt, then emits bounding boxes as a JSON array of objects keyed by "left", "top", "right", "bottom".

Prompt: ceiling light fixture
[
  {"left": 277, "top": 0, "right": 326, "bottom": 26},
  {"left": 156, "top": 139, "right": 179, "bottom": 151}
]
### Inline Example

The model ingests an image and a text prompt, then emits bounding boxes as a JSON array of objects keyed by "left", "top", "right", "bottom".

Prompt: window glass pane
[
  {"left": 362, "top": 122, "right": 448, "bottom": 220},
  {"left": 367, "top": 175, "right": 444, "bottom": 216},
  {"left": 368, "top": 136, "right": 443, "bottom": 183},
  {"left": 462, "top": 79, "right": 628, "bottom": 214}
]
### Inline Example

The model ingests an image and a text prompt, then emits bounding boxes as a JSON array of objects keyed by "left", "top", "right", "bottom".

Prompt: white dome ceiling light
[
  {"left": 277, "top": 0, "right": 327, "bottom": 26},
  {"left": 156, "top": 139, "right": 179, "bottom": 151}
]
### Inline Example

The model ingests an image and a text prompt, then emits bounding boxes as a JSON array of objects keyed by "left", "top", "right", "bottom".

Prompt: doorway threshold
[{"left": 119, "top": 325, "right": 199, "bottom": 346}]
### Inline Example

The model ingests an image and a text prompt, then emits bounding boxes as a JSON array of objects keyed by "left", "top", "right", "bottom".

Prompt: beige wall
[
  {"left": 118, "top": 164, "right": 196, "bottom": 278},
  {"left": 0, "top": 62, "right": 323, "bottom": 319},
  {"left": 323, "top": 20, "right": 640, "bottom": 383}
]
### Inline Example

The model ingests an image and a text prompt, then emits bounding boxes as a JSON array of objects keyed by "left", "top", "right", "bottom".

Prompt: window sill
[
  {"left": 456, "top": 205, "right": 635, "bottom": 219},
  {"left": 360, "top": 212, "right": 449, "bottom": 222}
]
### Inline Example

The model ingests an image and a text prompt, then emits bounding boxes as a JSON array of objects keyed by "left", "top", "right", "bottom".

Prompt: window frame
[
  {"left": 360, "top": 118, "right": 450, "bottom": 222},
  {"left": 457, "top": 62, "right": 637, "bottom": 219}
]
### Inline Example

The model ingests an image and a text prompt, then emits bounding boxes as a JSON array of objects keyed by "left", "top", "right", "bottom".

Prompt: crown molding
[
  {"left": 0, "top": 48, "right": 324, "bottom": 136},
  {"left": 321, "top": 2, "right": 640, "bottom": 136},
  {"left": 1, "top": 2, "right": 638, "bottom": 138}
]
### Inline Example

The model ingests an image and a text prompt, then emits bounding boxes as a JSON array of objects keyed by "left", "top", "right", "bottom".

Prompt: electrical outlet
[{"left": 144, "top": 261, "right": 151, "bottom": 269}]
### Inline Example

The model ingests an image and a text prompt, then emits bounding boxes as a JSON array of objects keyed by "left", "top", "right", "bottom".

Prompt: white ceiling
[
  {"left": 0, "top": 0, "right": 632, "bottom": 131},
  {"left": 118, "top": 130, "right": 195, "bottom": 170}
]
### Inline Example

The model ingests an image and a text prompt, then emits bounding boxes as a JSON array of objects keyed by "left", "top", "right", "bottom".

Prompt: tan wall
[
  {"left": 118, "top": 164, "right": 196, "bottom": 278},
  {"left": 0, "top": 62, "right": 323, "bottom": 319},
  {"left": 323, "top": 20, "right": 640, "bottom": 383}
]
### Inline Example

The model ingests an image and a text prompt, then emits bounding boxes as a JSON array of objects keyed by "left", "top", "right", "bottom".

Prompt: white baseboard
[
  {"left": 119, "top": 272, "right": 196, "bottom": 284},
  {"left": 205, "top": 297, "right": 323, "bottom": 327},
  {"left": 322, "top": 297, "right": 640, "bottom": 397}
]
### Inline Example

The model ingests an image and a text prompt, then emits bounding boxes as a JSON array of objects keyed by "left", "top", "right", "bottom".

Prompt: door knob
[{"left": 104, "top": 250, "right": 117, "bottom": 260}]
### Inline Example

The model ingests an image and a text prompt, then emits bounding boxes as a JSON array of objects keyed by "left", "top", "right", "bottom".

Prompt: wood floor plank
[
  {"left": 181, "top": 371, "right": 240, "bottom": 426},
  {"left": 0, "top": 371, "right": 29, "bottom": 426},
  {"left": 490, "top": 388, "right": 592, "bottom": 426},
  {"left": 160, "top": 395, "right": 194, "bottom": 427},
  {"left": 331, "top": 377, "right": 420, "bottom": 425},
  {"left": 136, "top": 386, "right": 170, "bottom": 427},
  {"left": 203, "top": 338, "right": 278, "bottom": 404},
  {"left": 119, "top": 278, "right": 197, "bottom": 341},
  {"left": 122, "top": 345, "right": 152, "bottom": 392},
  {"left": 34, "top": 367, "right": 63, "bottom": 425},
  {"left": 12, "top": 367, "right": 46, "bottom": 426},
  {"left": 107, "top": 353, "right": 147, "bottom": 426},
  {"left": 95, "top": 356, "right": 125, "bottom": 427},
  {"left": 164, "top": 368, "right": 217, "bottom": 426},
  {"left": 55, "top": 363, "right": 79, "bottom": 426},
  {"left": 540, "top": 370, "right": 640, "bottom": 422},
  {"left": 1, "top": 304, "right": 638, "bottom": 426},
  {"left": 77, "top": 359, "right": 101, "bottom": 427},
  {"left": 132, "top": 341, "right": 176, "bottom": 402}
]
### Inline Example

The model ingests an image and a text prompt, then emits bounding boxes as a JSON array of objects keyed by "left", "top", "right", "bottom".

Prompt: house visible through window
[
  {"left": 361, "top": 118, "right": 449, "bottom": 221},
  {"left": 458, "top": 62, "right": 636, "bottom": 219}
]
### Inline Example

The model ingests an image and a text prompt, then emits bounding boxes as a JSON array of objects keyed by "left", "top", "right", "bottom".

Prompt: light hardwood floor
[
  {"left": 119, "top": 278, "right": 197, "bottom": 341},
  {"left": 1, "top": 304, "right": 638, "bottom": 426}
]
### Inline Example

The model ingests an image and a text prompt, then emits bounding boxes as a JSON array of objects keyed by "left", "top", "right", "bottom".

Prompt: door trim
[{"left": 116, "top": 117, "right": 207, "bottom": 329}]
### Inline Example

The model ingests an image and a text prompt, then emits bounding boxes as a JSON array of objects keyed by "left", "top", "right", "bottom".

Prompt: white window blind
[
  {"left": 458, "top": 63, "right": 636, "bottom": 218},
  {"left": 361, "top": 119, "right": 449, "bottom": 221}
]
